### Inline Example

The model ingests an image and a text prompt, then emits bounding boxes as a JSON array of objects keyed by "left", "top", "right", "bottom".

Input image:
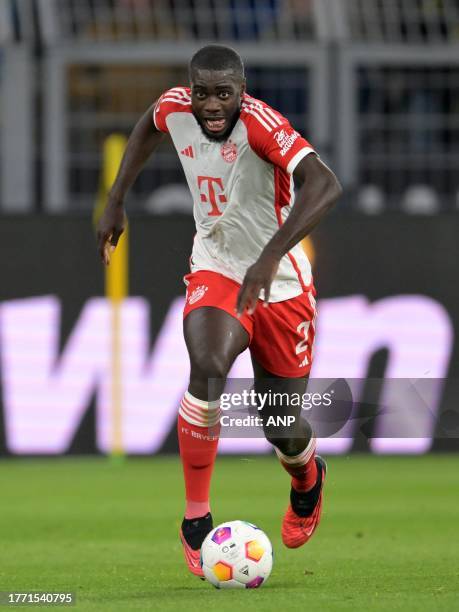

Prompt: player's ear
[{"left": 240, "top": 79, "right": 246, "bottom": 99}]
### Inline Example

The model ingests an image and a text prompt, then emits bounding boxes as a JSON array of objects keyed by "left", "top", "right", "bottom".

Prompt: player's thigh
[
  {"left": 251, "top": 355, "right": 307, "bottom": 392},
  {"left": 251, "top": 354, "right": 308, "bottom": 417},
  {"left": 251, "top": 355, "right": 311, "bottom": 446},
  {"left": 182, "top": 269, "right": 252, "bottom": 398},
  {"left": 184, "top": 305, "right": 249, "bottom": 381}
]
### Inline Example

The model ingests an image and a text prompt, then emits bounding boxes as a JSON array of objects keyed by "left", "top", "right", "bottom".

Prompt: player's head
[{"left": 189, "top": 45, "right": 246, "bottom": 142}]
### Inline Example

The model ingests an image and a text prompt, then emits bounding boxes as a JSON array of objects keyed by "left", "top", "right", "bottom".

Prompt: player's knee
[
  {"left": 264, "top": 415, "right": 313, "bottom": 452},
  {"left": 190, "top": 353, "right": 231, "bottom": 384}
]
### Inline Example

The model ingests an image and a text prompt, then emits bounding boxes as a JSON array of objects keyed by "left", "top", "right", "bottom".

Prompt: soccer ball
[{"left": 200, "top": 520, "right": 273, "bottom": 589}]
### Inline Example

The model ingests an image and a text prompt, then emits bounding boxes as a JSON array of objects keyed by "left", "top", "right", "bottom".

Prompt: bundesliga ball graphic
[{"left": 201, "top": 521, "right": 273, "bottom": 589}]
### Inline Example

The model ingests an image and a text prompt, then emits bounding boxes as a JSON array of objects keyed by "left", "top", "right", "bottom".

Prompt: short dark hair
[{"left": 189, "top": 45, "right": 245, "bottom": 81}]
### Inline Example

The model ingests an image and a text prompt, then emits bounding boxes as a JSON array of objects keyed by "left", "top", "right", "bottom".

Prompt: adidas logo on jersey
[{"left": 181, "top": 145, "right": 194, "bottom": 159}]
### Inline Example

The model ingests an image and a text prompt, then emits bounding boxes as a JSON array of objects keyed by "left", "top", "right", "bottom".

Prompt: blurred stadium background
[{"left": 0, "top": 0, "right": 458, "bottom": 458}]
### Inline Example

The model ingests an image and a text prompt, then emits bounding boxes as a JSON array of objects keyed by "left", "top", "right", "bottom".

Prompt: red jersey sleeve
[
  {"left": 153, "top": 87, "right": 192, "bottom": 134},
  {"left": 242, "top": 97, "right": 316, "bottom": 174}
]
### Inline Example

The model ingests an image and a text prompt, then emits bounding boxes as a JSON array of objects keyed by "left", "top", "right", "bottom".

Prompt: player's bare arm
[
  {"left": 237, "top": 154, "right": 342, "bottom": 314},
  {"left": 96, "top": 102, "right": 165, "bottom": 265}
]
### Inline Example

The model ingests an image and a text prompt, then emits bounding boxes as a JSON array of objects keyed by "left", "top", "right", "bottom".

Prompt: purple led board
[{"left": 0, "top": 294, "right": 453, "bottom": 455}]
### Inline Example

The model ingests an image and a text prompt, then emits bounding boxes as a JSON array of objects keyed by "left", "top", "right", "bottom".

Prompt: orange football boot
[
  {"left": 282, "top": 456, "right": 327, "bottom": 548},
  {"left": 179, "top": 512, "right": 213, "bottom": 577},
  {"left": 179, "top": 529, "right": 205, "bottom": 577}
]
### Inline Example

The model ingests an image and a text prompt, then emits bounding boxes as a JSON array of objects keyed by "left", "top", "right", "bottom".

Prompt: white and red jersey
[{"left": 153, "top": 86, "right": 316, "bottom": 302}]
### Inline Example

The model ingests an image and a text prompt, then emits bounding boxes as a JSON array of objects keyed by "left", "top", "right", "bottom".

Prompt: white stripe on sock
[
  {"left": 274, "top": 436, "right": 316, "bottom": 466},
  {"left": 179, "top": 392, "right": 221, "bottom": 427},
  {"left": 179, "top": 403, "right": 221, "bottom": 426},
  {"left": 184, "top": 391, "right": 220, "bottom": 410}
]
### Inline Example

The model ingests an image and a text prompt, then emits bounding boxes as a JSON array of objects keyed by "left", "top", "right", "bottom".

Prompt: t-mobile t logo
[{"left": 198, "top": 176, "right": 227, "bottom": 216}]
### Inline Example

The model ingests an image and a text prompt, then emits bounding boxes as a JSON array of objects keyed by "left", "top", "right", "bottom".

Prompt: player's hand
[
  {"left": 96, "top": 202, "right": 126, "bottom": 266},
  {"left": 236, "top": 253, "right": 280, "bottom": 316}
]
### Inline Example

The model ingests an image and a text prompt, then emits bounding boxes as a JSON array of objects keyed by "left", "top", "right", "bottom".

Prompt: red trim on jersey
[
  {"left": 154, "top": 87, "right": 192, "bottom": 134},
  {"left": 274, "top": 166, "right": 308, "bottom": 292},
  {"left": 241, "top": 94, "right": 315, "bottom": 174}
]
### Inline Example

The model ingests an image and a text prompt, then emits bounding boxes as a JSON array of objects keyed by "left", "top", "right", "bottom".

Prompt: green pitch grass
[{"left": 0, "top": 455, "right": 457, "bottom": 611}]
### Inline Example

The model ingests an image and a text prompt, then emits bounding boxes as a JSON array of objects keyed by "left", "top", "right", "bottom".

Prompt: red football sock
[
  {"left": 178, "top": 392, "right": 221, "bottom": 519},
  {"left": 275, "top": 437, "right": 317, "bottom": 492}
]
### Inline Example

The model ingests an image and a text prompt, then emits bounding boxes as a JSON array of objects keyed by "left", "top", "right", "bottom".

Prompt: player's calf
[
  {"left": 177, "top": 390, "right": 221, "bottom": 577},
  {"left": 267, "top": 425, "right": 327, "bottom": 548}
]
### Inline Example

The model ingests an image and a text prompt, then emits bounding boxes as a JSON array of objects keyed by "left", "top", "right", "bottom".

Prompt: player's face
[{"left": 191, "top": 69, "right": 246, "bottom": 142}]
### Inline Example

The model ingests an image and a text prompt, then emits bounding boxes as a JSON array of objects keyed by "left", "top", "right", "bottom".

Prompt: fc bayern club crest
[{"left": 221, "top": 141, "right": 238, "bottom": 163}]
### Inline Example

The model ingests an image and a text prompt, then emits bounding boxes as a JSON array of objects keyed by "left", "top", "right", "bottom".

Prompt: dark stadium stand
[{"left": 0, "top": 0, "right": 458, "bottom": 210}]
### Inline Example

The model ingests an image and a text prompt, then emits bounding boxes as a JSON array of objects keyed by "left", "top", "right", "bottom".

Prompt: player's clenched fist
[{"left": 96, "top": 203, "right": 126, "bottom": 266}]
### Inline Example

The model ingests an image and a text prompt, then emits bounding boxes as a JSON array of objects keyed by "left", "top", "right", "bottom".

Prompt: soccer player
[{"left": 97, "top": 45, "right": 342, "bottom": 577}]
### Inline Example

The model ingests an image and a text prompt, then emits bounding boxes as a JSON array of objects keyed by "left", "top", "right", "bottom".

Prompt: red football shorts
[{"left": 183, "top": 270, "right": 317, "bottom": 378}]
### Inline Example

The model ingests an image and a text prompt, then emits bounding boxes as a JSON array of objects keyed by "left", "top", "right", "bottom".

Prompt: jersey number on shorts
[
  {"left": 295, "top": 321, "right": 310, "bottom": 355},
  {"left": 198, "top": 176, "right": 227, "bottom": 216}
]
